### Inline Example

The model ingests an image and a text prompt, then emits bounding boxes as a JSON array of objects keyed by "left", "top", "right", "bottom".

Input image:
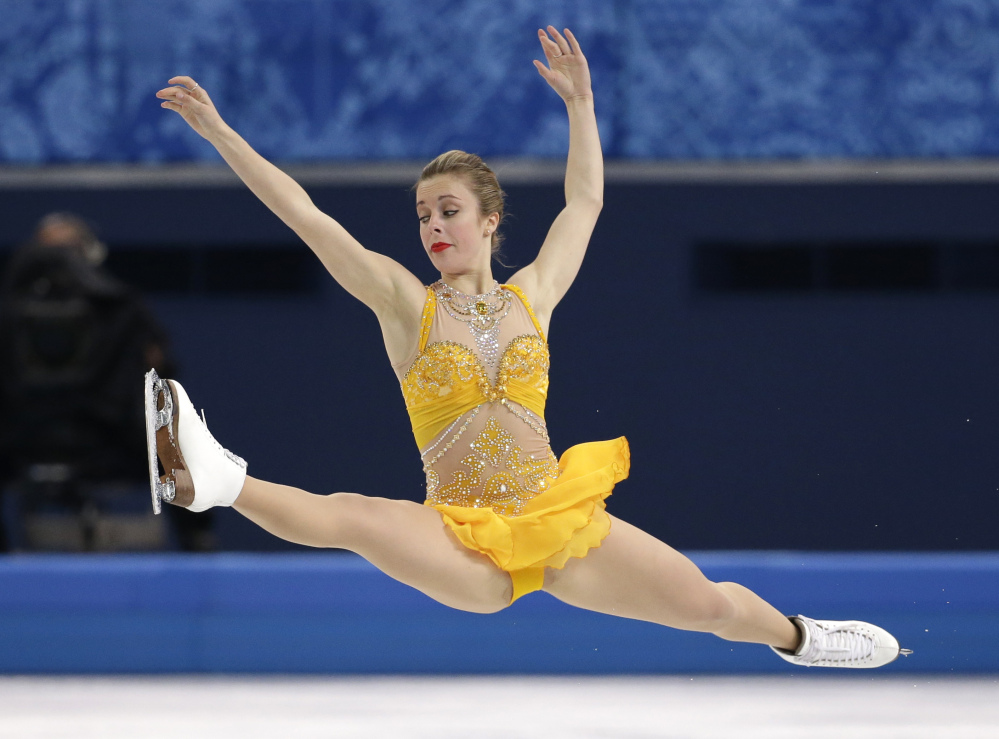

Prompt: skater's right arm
[{"left": 155, "top": 77, "right": 425, "bottom": 318}]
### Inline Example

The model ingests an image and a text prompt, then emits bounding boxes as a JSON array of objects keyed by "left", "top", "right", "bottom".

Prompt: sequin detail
[
  {"left": 402, "top": 335, "right": 549, "bottom": 406},
  {"left": 404, "top": 341, "right": 486, "bottom": 405},
  {"left": 433, "top": 281, "right": 512, "bottom": 368},
  {"left": 420, "top": 406, "right": 482, "bottom": 465},
  {"left": 401, "top": 285, "right": 554, "bottom": 516},
  {"left": 428, "top": 417, "right": 559, "bottom": 516},
  {"left": 407, "top": 336, "right": 553, "bottom": 509}
]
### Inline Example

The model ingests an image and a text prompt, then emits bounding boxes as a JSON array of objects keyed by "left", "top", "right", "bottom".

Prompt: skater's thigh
[
  {"left": 543, "top": 515, "right": 727, "bottom": 624},
  {"left": 334, "top": 494, "right": 513, "bottom": 611}
]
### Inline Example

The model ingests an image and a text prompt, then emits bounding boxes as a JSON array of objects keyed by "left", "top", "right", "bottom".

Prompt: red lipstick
[{"left": 431, "top": 242, "right": 451, "bottom": 253}]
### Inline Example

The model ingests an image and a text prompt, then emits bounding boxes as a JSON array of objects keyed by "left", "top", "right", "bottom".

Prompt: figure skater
[{"left": 149, "top": 26, "right": 909, "bottom": 668}]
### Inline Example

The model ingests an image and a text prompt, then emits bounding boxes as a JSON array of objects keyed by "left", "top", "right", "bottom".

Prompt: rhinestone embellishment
[
  {"left": 433, "top": 280, "right": 512, "bottom": 368},
  {"left": 427, "top": 417, "right": 559, "bottom": 516},
  {"left": 401, "top": 283, "right": 556, "bottom": 517}
]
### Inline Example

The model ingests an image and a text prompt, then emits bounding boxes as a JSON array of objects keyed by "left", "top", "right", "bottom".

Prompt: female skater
[{"left": 149, "top": 27, "right": 907, "bottom": 668}]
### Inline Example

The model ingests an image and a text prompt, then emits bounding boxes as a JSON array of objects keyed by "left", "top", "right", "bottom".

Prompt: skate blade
[{"left": 143, "top": 369, "right": 176, "bottom": 514}]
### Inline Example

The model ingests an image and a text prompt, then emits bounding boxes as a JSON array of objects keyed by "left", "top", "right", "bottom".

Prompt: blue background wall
[
  {"left": 2, "top": 177, "right": 998, "bottom": 553},
  {"left": 3, "top": 0, "right": 999, "bottom": 162}
]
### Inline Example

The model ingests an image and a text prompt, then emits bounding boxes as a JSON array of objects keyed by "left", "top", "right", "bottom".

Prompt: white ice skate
[
  {"left": 144, "top": 368, "right": 247, "bottom": 514},
  {"left": 771, "top": 615, "right": 912, "bottom": 668}
]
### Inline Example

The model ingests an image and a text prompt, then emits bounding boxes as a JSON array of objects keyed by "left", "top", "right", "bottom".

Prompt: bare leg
[
  {"left": 543, "top": 515, "right": 800, "bottom": 650},
  {"left": 231, "top": 479, "right": 796, "bottom": 648},
  {"left": 232, "top": 475, "right": 512, "bottom": 613}
]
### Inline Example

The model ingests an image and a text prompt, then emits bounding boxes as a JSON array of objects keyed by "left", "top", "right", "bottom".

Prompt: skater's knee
[{"left": 687, "top": 582, "right": 739, "bottom": 633}]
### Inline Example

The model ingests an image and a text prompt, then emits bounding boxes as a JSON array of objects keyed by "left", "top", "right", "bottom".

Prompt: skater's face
[{"left": 416, "top": 174, "right": 498, "bottom": 273}]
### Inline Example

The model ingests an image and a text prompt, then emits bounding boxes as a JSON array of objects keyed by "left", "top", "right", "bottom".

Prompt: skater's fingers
[
  {"left": 533, "top": 58, "right": 559, "bottom": 84},
  {"left": 537, "top": 29, "right": 564, "bottom": 62},
  {"left": 167, "top": 76, "right": 199, "bottom": 91},
  {"left": 159, "top": 88, "right": 209, "bottom": 111},
  {"left": 564, "top": 27, "right": 584, "bottom": 56},
  {"left": 547, "top": 25, "right": 572, "bottom": 57},
  {"left": 156, "top": 85, "right": 202, "bottom": 100},
  {"left": 160, "top": 78, "right": 209, "bottom": 106}
]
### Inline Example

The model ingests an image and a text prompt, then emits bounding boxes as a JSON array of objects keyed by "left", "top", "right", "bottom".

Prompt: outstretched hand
[
  {"left": 533, "top": 26, "right": 592, "bottom": 102},
  {"left": 155, "top": 76, "right": 225, "bottom": 140}
]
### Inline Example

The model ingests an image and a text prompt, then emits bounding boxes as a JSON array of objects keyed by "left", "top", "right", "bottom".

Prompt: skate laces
[
  {"left": 799, "top": 620, "right": 874, "bottom": 665},
  {"left": 198, "top": 408, "right": 247, "bottom": 469}
]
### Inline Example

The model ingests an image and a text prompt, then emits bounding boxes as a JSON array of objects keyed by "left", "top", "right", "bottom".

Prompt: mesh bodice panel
[{"left": 398, "top": 283, "right": 558, "bottom": 516}]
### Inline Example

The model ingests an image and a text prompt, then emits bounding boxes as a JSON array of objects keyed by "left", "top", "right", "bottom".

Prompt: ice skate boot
[
  {"left": 144, "top": 368, "right": 247, "bottom": 514},
  {"left": 771, "top": 615, "right": 913, "bottom": 668}
]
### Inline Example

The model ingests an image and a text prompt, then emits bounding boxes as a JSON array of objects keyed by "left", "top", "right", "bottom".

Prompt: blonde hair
[{"left": 417, "top": 150, "right": 506, "bottom": 255}]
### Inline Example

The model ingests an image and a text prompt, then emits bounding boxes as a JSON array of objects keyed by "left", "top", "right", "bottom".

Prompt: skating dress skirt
[{"left": 397, "top": 283, "right": 629, "bottom": 602}]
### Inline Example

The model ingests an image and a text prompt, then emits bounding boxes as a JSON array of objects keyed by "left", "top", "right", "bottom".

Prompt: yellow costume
[{"left": 397, "top": 282, "right": 629, "bottom": 602}]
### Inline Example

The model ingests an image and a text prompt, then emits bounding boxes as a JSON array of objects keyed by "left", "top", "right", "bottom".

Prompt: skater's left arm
[{"left": 508, "top": 26, "right": 603, "bottom": 324}]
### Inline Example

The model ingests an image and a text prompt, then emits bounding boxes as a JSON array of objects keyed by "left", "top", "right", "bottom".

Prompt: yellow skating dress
[{"left": 396, "top": 282, "right": 629, "bottom": 602}]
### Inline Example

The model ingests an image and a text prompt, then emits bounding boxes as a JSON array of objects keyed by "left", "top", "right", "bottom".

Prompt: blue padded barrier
[{"left": 0, "top": 552, "right": 995, "bottom": 674}]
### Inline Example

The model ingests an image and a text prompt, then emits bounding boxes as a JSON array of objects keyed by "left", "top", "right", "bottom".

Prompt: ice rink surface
[{"left": 0, "top": 675, "right": 996, "bottom": 739}]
